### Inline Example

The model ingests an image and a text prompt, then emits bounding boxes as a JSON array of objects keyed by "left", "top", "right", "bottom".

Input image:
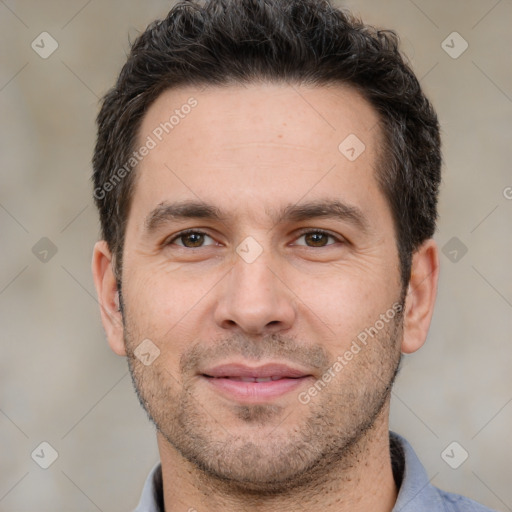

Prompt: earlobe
[
  {"left": 91, "top": 241, "right": 126, "bottom": 356},
  {"left": 401, "top": 239, "right": 439, "bottom": 354}
]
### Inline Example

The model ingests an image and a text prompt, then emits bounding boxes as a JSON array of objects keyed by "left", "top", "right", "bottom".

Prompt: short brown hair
[{"left": 93, "top": 0, "right": 441, "bottom": 286}]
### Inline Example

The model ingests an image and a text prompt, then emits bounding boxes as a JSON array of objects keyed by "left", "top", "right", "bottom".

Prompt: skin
[{"left": 92, "top": 83, "right": 439, "bottom": 512}]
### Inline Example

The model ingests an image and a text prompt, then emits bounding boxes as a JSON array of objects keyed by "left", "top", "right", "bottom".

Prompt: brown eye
[
  {"left": 168, "top": 230, "right": 214, "bottom": 248},
  {"left": 295, "top": 230, "right": 340, "bottom": 248},
  {"left": 304, "top": 232, "right": 330, "bottom": 247}
]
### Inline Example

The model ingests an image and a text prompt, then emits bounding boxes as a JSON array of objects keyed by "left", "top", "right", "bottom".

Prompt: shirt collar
[
  {"left": 134, "top": 460, "right": 164, "bottom": 512},
  {"left": 390, "top": 431, "right": 446, "bottom": 511}
]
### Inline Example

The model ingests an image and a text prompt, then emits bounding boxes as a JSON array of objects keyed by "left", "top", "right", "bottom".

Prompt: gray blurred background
[{"left": 1, "top": 0, "right": 511, "bottom": 510}]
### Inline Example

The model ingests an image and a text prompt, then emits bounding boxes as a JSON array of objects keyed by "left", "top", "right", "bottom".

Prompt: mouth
[
  {"left": 205, "top": 375, "right": 298, "bottom": 382},
  {"left": 200, "top": 362, "right": 314, "bottom": 402}
]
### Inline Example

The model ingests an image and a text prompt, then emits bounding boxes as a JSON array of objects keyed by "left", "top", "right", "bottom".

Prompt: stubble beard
[{"left": 123, "top": 298, "right": 404, "bottom": 494}]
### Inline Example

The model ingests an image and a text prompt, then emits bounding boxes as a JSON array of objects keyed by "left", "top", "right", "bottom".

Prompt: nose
[{"left": 213, "top": 247, "right": 296, "bottom": 335}]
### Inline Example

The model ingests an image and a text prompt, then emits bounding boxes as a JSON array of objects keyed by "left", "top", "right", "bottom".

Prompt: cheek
[
  {"left": 293, "top": 268, "right": 397, "bottom": 349},
  {"left": 123, "top": 267, "right": 211, "bottom": 351},
  {"left": 127, "top": 266, "right": 191, "bottom": 318}
]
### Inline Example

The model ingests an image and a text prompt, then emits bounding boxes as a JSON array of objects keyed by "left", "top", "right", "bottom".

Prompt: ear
[
  {"left": 401, "top": 238, "right": 439, "bottom": 354},
  {"left": 91, "top": 241, "right": 126, "bottom": 356}
]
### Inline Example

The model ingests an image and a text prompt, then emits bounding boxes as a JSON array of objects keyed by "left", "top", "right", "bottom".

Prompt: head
[{"left": 92, "top": 0, "right": 440, "bottom": 491}]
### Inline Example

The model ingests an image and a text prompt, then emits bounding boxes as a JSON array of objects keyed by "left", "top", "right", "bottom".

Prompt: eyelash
[{"left": 166, "top": 228, "right": 343, "bottom": 248}]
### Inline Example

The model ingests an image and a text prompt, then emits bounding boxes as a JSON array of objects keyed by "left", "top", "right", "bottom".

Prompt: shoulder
[
  {"left": 390, "top": 432, "right": 498, "bottom": 512},
  {"left": 434, "top": 487, "right": 498, "bottom": 512}
]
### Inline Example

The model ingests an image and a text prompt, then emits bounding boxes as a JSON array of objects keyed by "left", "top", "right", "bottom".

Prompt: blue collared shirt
[{"left": 134, "top": 432, "right": 496, "bottom": 511}]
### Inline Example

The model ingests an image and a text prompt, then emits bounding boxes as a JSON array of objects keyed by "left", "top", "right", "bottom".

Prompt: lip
[
  {"left": 201, "top": 362, "right": 311, "bottom": 379},
  {"left": 200, "top": 362, "right": 314, "bottom": 403}
]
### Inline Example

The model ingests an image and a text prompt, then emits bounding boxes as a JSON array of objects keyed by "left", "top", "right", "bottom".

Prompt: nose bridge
[
  {"left": 214, "top": 236, "right": 295, "bottom": 334},
  {"left": 234, "top": 244, "right": 275, "bottom": 298}
]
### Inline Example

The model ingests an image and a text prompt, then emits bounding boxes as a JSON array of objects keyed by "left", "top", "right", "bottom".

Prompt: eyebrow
[
  {"left": 145, "top": 200, "right": 226, "bottom": 233},
  {"left": 144, "top": 198, "right": 370, "bottom": 234}
]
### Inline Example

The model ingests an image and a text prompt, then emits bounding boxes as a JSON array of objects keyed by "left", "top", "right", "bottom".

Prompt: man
[{"left": 91, "top": 1, "right": 495, "bottom": 511}]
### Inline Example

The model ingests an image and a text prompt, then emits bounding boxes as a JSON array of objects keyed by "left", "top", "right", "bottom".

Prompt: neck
[{"left": 157, "top": 408, "right": 398, "bottom": 512}]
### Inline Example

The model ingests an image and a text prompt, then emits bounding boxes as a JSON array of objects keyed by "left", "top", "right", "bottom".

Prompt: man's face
[{"left": 120, "top": 84, "right": 404, "bottom": 489}]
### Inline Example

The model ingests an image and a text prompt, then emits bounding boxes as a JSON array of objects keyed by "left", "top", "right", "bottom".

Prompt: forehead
[
  {"left": 139, "top": 82, "right": 380, "bottom": 158},
  {"left": 131, "top": 83, "right": 385, "bottom": 227}
]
